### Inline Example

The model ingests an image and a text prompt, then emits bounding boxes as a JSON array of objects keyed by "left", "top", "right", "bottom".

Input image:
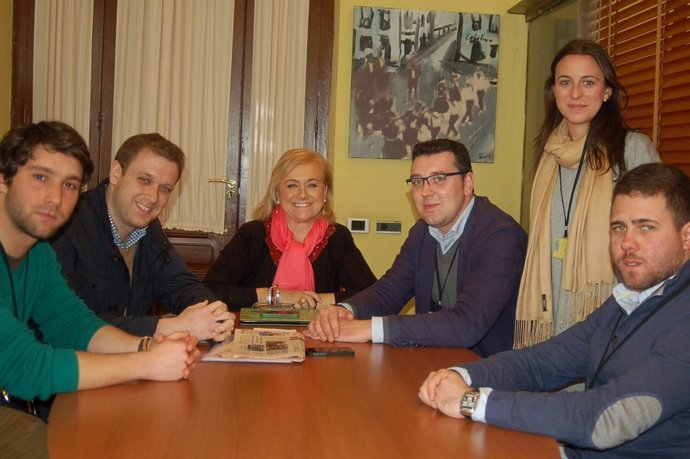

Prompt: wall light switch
[
  {"left": 347, "top": 218, "right": 369, "bottom": 233},
  {"left": 375, "top": 221, "right": 402, "bottom": 234}
]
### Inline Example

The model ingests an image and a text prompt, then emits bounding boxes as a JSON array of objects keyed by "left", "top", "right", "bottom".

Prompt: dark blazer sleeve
[
  {"left": 347, "top": 221, "right": 427, "bottom": 319},
  {"left": 149, "top": 243, "right": 217, "bottom": 314},
  {"left": 93, "top": 309, "right": 160, "bottom": 337}
]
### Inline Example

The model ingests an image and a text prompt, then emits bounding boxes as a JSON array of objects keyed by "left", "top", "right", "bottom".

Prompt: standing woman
[
  {"left": 204, "top": 149, "right": 376, "bottom": 311},
  {"left": 515, "top": 39, "right": 659, "bottom": 348}
]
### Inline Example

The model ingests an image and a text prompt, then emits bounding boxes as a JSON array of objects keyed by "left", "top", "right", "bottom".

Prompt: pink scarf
[{"left": 270, "top": 207, "right": 328, "bottom": 290}]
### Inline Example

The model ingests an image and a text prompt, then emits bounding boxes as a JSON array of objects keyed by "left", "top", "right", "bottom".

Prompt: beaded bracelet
[{"left": 137, "top": 336, "right": 152, "bottom": 352}]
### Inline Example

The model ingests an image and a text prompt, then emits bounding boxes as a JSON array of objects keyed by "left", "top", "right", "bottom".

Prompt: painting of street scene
[{"left": 349, "top": 7, "right": 499, "bottom": 162}]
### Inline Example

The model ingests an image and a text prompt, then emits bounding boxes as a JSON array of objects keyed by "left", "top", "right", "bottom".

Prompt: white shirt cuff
[
  {"left": 450, "top": 366, "right": 472, "bottom": 385},
  {"left": 474, "top": 387, "right": 492, "bottom": 422},
  {"left": 338, "top": 303, "right": 354, "bottom": 313},
  {"left": 371, "top": 316, "right": 384, "bottom": 343},
  {"left": 450, "top": 367, "right": 492, "bottom": 423}
]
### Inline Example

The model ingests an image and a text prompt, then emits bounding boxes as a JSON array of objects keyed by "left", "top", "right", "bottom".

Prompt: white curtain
[
  {"left": 112, "top": 0, "right": 234, "bottom": 233},
  {"left": 245, "top": 0, "right": 310, "bottom": 217},
  {"left": 33, "top": 0, "right": 93, "bottom": 142}
]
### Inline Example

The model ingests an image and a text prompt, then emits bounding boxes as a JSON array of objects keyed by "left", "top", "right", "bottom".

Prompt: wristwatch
[{"left": 459, "top": 390, "right": 480, "bottom": 419}]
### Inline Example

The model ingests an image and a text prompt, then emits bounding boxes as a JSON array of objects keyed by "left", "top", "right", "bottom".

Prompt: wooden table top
[{"left": 48, "top": 339, "right": 559, "bottom": 459}]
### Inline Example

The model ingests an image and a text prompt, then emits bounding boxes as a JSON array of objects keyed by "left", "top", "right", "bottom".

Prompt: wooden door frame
[
  {"left": 10, "top": 0, "right": 34, "bottom": 128},
  {"left": 304, "top": 0, "right": 334, "bottom": 156},
  {"left": 88, "top": 0, "right": 118, "bottom": 188}
]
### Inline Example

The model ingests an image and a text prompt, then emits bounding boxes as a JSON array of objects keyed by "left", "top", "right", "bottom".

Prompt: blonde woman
[{"left": 204, "top": 149, "right": 376, "bottom": 311}]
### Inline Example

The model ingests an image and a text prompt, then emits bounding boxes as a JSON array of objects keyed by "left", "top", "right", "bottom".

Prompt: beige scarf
[{"left": 514, "top": 120, "right": 616, "bottom": 348}]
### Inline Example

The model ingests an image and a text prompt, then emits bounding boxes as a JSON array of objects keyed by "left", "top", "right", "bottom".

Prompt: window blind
[{"left": 595, "top": 0, "right": 690, "bottom": 175}]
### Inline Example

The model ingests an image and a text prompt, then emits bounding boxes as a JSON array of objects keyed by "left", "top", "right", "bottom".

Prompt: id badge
[{"left": 553, "top": 237, "right": 567, "bottom": 260}]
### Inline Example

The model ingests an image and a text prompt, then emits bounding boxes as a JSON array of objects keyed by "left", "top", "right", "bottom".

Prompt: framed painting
[{"left": 349, "top": 7, "right": 499, "bottom": 162}]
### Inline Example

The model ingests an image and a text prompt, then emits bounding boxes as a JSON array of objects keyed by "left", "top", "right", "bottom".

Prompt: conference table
[{"left": 48, "top": 337, "right": 559, "bottom": 458}]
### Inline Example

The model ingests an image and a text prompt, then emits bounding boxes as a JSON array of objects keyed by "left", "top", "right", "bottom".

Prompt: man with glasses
[{"left": 307, "top": 139, "right": 526, "bottom": 356}]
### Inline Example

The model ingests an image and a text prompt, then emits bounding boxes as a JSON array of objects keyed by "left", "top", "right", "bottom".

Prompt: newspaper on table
[{"left": 202, "top": 328, "right": 305, "bottom": 363}]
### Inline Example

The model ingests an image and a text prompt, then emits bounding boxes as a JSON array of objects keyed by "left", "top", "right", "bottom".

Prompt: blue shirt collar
[
  {"left": 107, "top": 210, "right": 147, "bottom": 250},
  {"left": 612, "top": 277, "right": 671, "bottom": 315},
  {"left": 428, "top": 196, "right": 475, "bottom": 254}
]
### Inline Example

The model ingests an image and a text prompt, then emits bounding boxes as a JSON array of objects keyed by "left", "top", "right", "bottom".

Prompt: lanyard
[
  {"left": 587, "top": 277, "right": 688, "bottom": 389},
  {"left": 558, "top": 134, "right": 589, "bottom": 238},
  {"left": 434, "top": 241, "right": 460, "bottom": 309}
]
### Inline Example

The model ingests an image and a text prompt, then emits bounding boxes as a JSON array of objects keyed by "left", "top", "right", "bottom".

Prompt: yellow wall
[
  {"left": 0, "top": 0, "right": 12, "bottom": 134},
  {"left": 331, "top": 0, "right": 528, "bottom": 276},
  {"left": 519, "top": 0, "right": 578, "bottom": 229}
]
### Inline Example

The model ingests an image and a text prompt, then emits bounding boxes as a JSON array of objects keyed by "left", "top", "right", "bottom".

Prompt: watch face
[{"left": 460, "top": 390, "right": 480, "bottom": 417}]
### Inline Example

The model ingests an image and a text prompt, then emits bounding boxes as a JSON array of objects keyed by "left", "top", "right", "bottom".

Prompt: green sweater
[{"left": 0, "top": 242, "right": 106, "bottom": 400}]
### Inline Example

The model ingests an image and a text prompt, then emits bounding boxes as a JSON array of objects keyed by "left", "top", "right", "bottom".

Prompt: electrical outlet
[{"left": 375, "top": 221, "right": 402, "bottom": 234}]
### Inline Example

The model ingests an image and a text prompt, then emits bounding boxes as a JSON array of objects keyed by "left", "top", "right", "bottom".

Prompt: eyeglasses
[{"left": 405, "top": 171, "right": 468, "bottom": 189}]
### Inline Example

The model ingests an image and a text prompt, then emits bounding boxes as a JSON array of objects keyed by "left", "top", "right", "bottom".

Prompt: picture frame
[{"left": 349, "top": 7, "right": 500, "bottom": 162}]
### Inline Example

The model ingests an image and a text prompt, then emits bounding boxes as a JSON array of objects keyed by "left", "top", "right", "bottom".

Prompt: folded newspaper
[{"left": 202, "top": 328, "right": 305, "bottom": 363}]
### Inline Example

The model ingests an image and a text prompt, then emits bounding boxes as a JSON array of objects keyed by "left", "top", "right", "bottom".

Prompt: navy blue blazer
[{"left": 350, "top": 195, "right": 527, "bottom": 356}]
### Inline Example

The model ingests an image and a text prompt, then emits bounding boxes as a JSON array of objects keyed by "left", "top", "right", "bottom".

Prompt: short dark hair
[
  {"left": 411, "top": 139, "right": 472, "bottom": 173},
  {"left": 114, "top": 133, "right": 185, "bottom": 180},
  {"left": 613, "top": 163, "right": 690, "bottom": 229},
  {"left": 0, "top": 121, "right": 93, "bottom": 184}
]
